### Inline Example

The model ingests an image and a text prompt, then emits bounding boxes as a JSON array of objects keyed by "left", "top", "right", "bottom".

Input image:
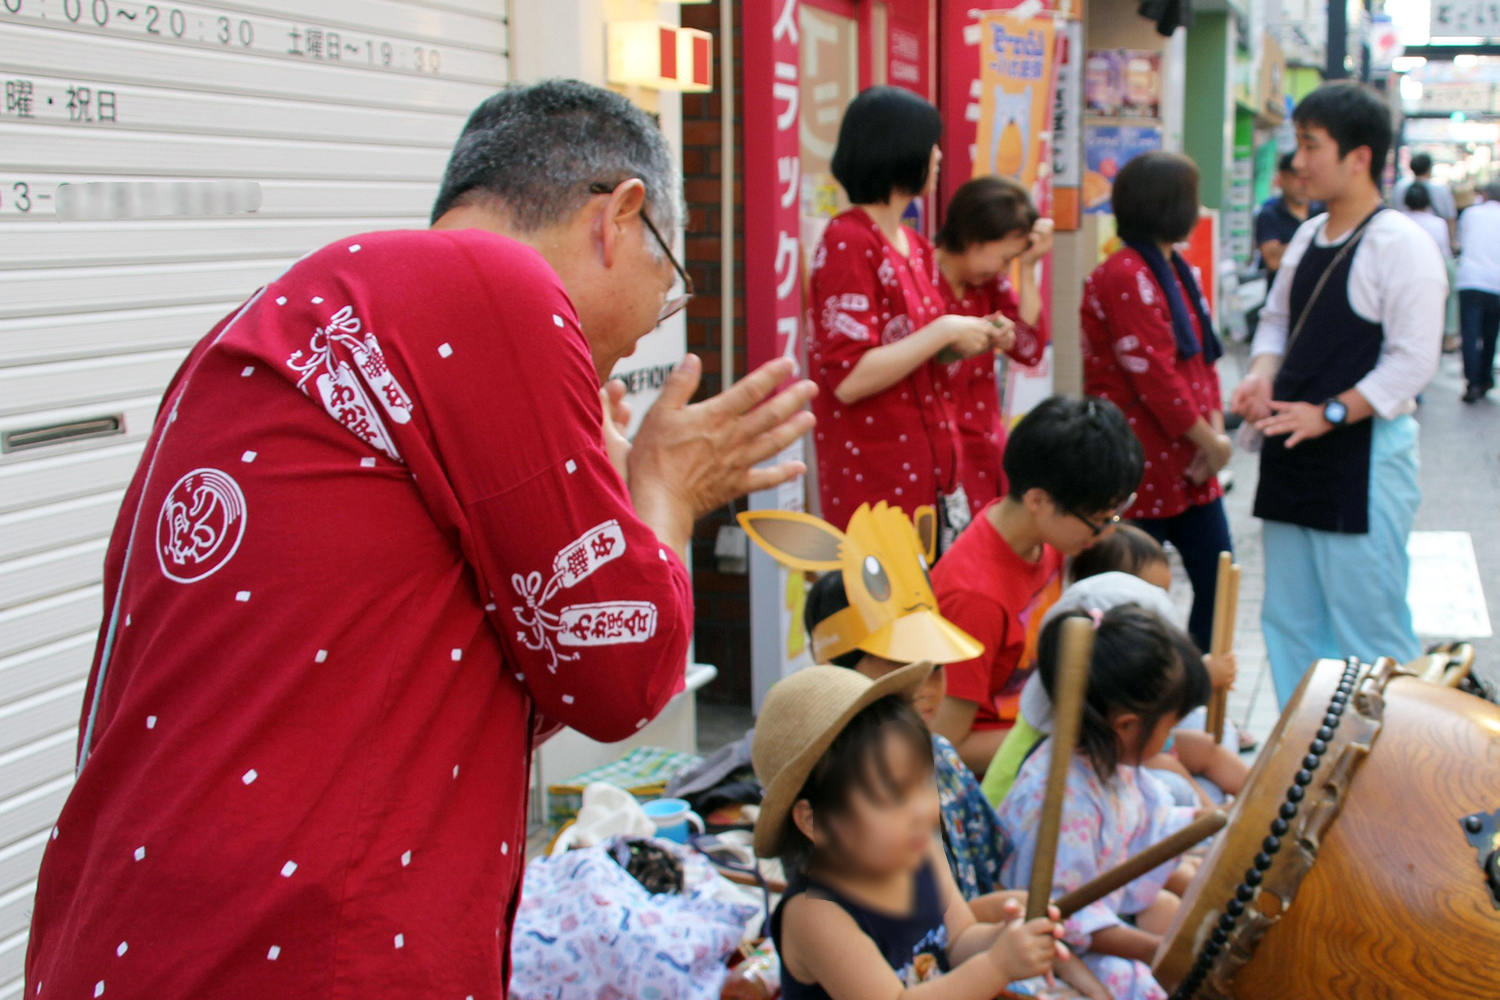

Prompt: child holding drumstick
[{"left": 998, "top": 606, "right": 1210, "bottom": 1000}]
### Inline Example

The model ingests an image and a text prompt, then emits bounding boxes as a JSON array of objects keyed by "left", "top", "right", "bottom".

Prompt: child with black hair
[
  {"left": 997, "top": 607, "right": 1209, "bottom": 1000},
  {"left": 753, "top": 666, "right": 1068, "bottom": 999},
  {"left": 930, "top": 395, "right": 1144, "bottom": 776}
]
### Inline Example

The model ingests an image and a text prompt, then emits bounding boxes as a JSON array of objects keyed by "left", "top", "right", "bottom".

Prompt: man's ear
[
  {"left": 1022, "top": 486, "right": 1051, "bottom": 516},
  {"left": 598, "top": 178, "right": 647, "bottom": 270}
]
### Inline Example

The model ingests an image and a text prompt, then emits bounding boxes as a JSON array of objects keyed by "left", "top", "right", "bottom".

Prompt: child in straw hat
[{"left": 753, "top": 666, "right": 1067, "bottom": 999}]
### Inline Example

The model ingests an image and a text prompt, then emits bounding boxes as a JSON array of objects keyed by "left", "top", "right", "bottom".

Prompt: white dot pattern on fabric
[
  {"left": 438, "top": 343, "right": 454, "bottom": 358},
  {"left": 514, "top": 673, "right": 524, "bottom": 683},
  {"left": 485, "top": 603, "right": 497, "bottom": 612},
  {"left": 94, "top": 984, "right": 103, "bottom": 998},
  {"left": 125, "top": 614, "right": 131, "bottom": 627},
  {"left": 450, "top": 649, "right": 462, "bottom": 662},
  {"left": 134, "top": 846, "right": 145, "bottom": 861},
  {"left": 394, "top": 934, "right": 404, "bottom": 949},
  {"left": 501, "top": 842, "right": 509, "bottom": 855},
  {"left": 349, "top": 244, "right": 362, "bottom": 253},
  {"left": 311, "top": 296, "right": 324, "bottom": 304},
  {"left": 552, "top": 314, "right": 564, "bottom": 328},
  {"left": 51, "top": 827, "right": 58, "bottom": 840},
  {"left": 241, "top": 366, "right": 255, "bottom": 377},
  {"left": 267, "top": 946, "right": 281, "bottom": 961},
  {"left": 146, "top": 716, "right": 156, "bottom": 729},
  {"left": 361, "top": 457, "right": 377, "bottom": 468},
  {"left": 565, "top": 460, "right": 577, "bottom": 474},
  {"left": 280, "top": 861, "right": 297, "bottom": 877},
  {"left": 315, "top": 649, "right": 328, "bottom": 663},
  {"left": 452, "top": 765, "right": 460, "bottom": 779},
  {"left": 275, "top": 296, "right": 287, "bottom": 305},
  {"left": 242, "top": 769, "right": 258, "bottom": 784},
  {"left": 241, "top": 451, "right": 256, "bottom": 464},
  {"left": 235, "top": 591, "right": 251, "bottom": 602},
  {"left": 401, "top": 850, "right": 411, "bottom": 867},
  {"left": 636, "top": 718, "right": 648, "bottom": 729},
  {"left": 116, "top": 942, "right": 127, "bottom": 957},
  {"left": 561, "top": 694, "right": 574, "bottom": 704}
]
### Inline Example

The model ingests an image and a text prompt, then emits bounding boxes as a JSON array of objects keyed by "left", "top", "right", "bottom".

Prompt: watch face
[{"left": 1326, "top": 400, "right": 1347, "bottom": 424}]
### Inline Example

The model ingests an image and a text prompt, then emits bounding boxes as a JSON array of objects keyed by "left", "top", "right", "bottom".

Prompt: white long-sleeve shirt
[
  {"left": 1455, "top": 200, "right": 1500, "bottom": 293},
  {"left": 1252, "top": 209, "right": 1448, "bottom": 419}
]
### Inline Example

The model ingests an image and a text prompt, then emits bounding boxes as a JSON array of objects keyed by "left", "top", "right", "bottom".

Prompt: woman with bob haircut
[
  {"left": 809, "top": 86, "right": 1008, "bottom": 544},
  {"left": 932, "top": 175, "right": 1055, "bottom": 510},
  {"left": 1079, "top": 151, "right": 1233, "bottom": 651}
]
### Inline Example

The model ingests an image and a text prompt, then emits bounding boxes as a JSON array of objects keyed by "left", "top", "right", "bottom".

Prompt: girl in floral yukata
[{"left": 998, "top": 605, "right": 1212, "bottom": 1000}]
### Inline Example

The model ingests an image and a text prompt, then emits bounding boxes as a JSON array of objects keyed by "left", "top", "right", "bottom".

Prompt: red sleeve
[
  {"left": 936, "top": 589, "right": 1008, "bottom": 707},
  {"left": 1095, "top": 258, "right": 1201, "bottom": 440},
  {"left": 372, "top": 232, "right": 692, "bottom": 743},
  {"left": 808, "top": 226, "right": 890, "bottom": 395},
  {"left": 991, "top": 278, "right": 1050, "bottom": 367}
]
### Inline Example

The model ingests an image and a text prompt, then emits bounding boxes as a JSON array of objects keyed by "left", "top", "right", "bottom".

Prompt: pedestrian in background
[
  {"left": 1255, "top": 152, "right": 1318, "bottom": 284},
  {"left": 1391, "top": 151, "right": 1457, "bottom": 245},
  {"left": 1080, "top": 151, "right": 1232, "bottom": 653},
  {"left": 1455, "top": 181, "right": 1500, "bottom": 403}
]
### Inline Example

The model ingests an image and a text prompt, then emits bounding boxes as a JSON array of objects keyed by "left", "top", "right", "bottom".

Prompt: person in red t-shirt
[
  {"left": 809, "top": 87, "right": 1010, "bottom": 547},
  {"left": 930, "top": 396, "right": 1144, "bottom": 775},
  {"left": 1081, "top": 152, "right": 1233, "bottom": 651},
  {"left": 931, "top": 176, "right": 1056, "bottom": 512},
  {"left": 25, "top": 81, "right": 816, "bottom": 1000}
]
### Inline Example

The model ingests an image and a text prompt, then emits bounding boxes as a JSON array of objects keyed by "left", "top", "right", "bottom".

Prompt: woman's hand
[
  {"left": 1020, "top": 218, "right": 1055, "bottom": 265},
  {"left": 1186, "top": 432, "right": 1233, "bottom": 484},
  {"left": 986, "top": 312, "right": 1018, "bottom": 354},
  {"left": 942, "top": 314, "right": 1006, "bottom": 359}
]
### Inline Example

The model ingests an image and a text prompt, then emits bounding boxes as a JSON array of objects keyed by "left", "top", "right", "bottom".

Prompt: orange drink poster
[{"left": 974, "top": 12, "right": 1057, "bottom": 192}]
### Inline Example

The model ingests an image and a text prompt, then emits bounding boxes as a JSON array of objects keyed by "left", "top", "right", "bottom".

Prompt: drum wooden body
[{"left": 1154, "top": 658, "right": 1500, "bottom": 999}]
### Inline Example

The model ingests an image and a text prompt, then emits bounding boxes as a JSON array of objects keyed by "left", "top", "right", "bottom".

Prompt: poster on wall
[
  {"left": 1051, "top": 19, "right": 1084, "bottom": 230},
  {"left": 1084, "top": 49, "right": 1122, "bottom": 116},
  {"left": 1119, "top": 50, "right": 1162, "bottom": 119},
  {"left": 1082, "top": 124, "right": 1162, "bottom": 215},
  {"left": 744, "top": 0, "right": 813, "bottom": 710},
  {"left": 974, "top": 12, "right": 1057, "bottom": 193}
]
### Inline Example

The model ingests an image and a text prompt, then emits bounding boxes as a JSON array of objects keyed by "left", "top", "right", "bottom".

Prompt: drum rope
[{"left": 1171, "top": 657, "right": 1371, "bottom": 1000}]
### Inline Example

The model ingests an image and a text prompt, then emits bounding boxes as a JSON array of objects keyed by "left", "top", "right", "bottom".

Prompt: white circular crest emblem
[{"left": 155, "top": 468, "right": 248, "bottom": 583}]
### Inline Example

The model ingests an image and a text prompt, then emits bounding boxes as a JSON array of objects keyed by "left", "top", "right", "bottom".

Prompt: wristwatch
[{"left": 1322, "top": 397, "right": 1348, "bottom": 427}]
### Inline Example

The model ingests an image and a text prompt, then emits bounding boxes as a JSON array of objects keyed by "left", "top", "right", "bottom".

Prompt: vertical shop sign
[
  {"left": 1051, "top": 19, "right": 1083, "bottom": 230},
  {"left": 744, "top": 0, "right": 812, "bottom": 708},
  {"left": 973, "top": 12, "right": 1056, "bottom": 194}
]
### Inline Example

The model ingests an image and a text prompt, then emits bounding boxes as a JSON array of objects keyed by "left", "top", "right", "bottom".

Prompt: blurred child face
[
  {"left": 1140, "top": 557, "right": 1174, "bottom": 592},
  {"left": 1027, "top": 488, "right": 1126, "bottom": 558},
  {"left": 855, "top": 654, "right": 945, "bottom": 724},
  {"left": 1112, "top": 710, "right": 1183, "bottom": 766},
  {"left": 819, "top": 729, "right": 941, "bottom": 877}
]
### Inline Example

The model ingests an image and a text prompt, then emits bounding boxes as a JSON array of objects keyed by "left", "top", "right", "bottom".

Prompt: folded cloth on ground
[
  {"left": 510, "top": 843, "right": 758, "bottom": 1000},
  {"left": 665, "top": 732, "right": 754, "bottom": 800}
]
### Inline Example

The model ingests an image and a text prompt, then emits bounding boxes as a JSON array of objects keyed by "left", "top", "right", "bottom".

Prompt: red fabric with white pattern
[
  {"left": 932, "top": 268, "right": 1051, "bottom": 513},
  {"left": 807, "top": 208, "right": 958, "bottom": 530},
  {"left": 26, "top": 229, "right": 692, "bottom": 999},
  {"left": 1080, "top": 248, "right": 1224, "bottom": 521}
]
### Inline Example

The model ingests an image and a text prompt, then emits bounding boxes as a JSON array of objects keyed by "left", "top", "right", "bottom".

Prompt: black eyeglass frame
[
  {"left": 588, "top": 181, "right": 693, "bottom": 323},
  {"left": 1064, "top": 491, "right": 1138, "bottom": 537}
]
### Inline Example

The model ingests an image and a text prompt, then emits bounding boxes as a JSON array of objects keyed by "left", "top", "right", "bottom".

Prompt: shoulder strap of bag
[{"left": 1283, "top": 208, "right": 1383, "bottom": 356}]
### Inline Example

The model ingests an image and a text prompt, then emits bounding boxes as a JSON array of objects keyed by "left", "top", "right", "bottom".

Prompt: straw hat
[{"left": 751, "top": 662, "right": 934, "bottom": 858}]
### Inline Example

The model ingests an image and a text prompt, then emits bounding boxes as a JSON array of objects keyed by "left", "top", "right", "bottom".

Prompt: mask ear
[
  {"left": 738, "top": 511, "right": 845, "bottom": 572},
  {"left": 911, "top": 506, "right": 938, "bottom": 564}
]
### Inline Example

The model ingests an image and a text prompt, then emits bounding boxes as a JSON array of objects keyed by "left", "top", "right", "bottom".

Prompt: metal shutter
[{"left": 0, "top": 2, "right": 509, "bottom": 989}]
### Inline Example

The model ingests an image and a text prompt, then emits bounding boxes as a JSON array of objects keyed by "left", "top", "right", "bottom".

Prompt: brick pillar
[{"left": 680, "top": 0, "right": 752, "bottom": 705}]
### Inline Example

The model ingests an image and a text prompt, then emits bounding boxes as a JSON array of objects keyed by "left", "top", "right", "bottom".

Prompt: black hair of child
[
  {"left": 1068, "top": 523, "right": 1168, "bottom": 584},
  {"left": 831, "top": 86, "right": 943, "bottom": 205},
  {"left": 1409, "top": 151, "right": 1433, "bottom": 177},
  {"left": 1003, "top": 395, "right": 1144, "bottom": 517},
  {"left": 1037, "top": 605, "right": 1207, "bottom": 781},
  {"left": 780, "top": 694, "right": 935, "bottom": 875},
  {"left": 935, "top": 175, "right": 1039, "bottom": 252},
  {"left": 804, "top": 572, "right": 866, "bottom": 669},
  {"left": 1293, "top": 81, "right": 1392, "bottom": 187},
  {"left": 1404, "top": 182, "right": 1432, "bottom": 212},
  {"left": 1168, "top": 627, "right": 1213, "bottom": 721}
]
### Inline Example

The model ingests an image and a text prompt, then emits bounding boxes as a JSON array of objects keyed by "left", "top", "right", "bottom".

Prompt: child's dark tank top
[{"left": 768, "top": 860, "right": 950, "bottom": 998}]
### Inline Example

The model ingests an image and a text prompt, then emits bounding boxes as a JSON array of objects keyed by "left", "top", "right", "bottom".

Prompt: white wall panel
[{"left": 0, "top": 6, "right": 509, "bottom": 979}]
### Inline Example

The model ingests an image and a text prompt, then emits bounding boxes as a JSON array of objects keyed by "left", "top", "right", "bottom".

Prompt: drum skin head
[{"left": 1154, "top": 660, "right": 1500, "bottom": 999}]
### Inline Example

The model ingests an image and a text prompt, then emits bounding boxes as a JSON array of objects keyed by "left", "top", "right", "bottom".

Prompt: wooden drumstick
[
  {"left": 1055, "top": 810, "right": 1227, "bottom": 918},
  {"left": 1206, "top": 554, "right": 1239, "bottom": 744},
  {"left": 1027, "top": 615, "right": 1095, "bottom": 920}
]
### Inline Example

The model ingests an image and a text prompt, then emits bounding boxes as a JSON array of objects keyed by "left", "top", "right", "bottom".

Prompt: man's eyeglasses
[
  {"left": 588, "top": 182, "right": 693, "bottom": 324},
  {"left": 1066, "top": 492, "right": 1138, "bottom": 536}
]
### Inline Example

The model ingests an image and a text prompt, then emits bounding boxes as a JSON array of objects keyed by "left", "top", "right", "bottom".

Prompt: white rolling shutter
[{"left": 0, "top": 2, "right": 509, "bottom": 990}]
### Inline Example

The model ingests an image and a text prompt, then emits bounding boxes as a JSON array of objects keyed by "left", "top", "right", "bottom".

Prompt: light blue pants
[{"left": 1262, "top": 415, "right": 1423, "bottom": 707}]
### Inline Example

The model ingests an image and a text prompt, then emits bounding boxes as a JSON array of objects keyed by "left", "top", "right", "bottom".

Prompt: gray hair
[{"left": 431, "top": 79, "right": 681, "bottom": 246}]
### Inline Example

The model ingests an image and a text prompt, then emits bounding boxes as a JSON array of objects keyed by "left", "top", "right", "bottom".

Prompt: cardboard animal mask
[{"left": 738, "top": 502, "right": 983, "bottom": 665}]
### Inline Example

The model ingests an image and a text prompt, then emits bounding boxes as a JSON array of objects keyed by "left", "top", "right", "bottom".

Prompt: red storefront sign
[{"left": 743, "top": 0, "right": 804, "bottom": 373}]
